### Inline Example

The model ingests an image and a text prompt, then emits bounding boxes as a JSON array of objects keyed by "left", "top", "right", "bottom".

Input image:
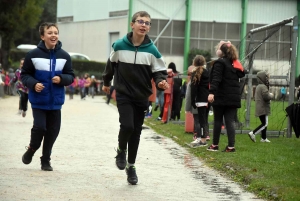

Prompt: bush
[{"left": 72, "top": 60, "right": 106, "bottom": 79}]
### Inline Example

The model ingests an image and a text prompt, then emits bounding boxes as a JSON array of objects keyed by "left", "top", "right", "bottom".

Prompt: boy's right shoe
[
  {"left": 207, "top": 144, "right": 219, "bottom": 151},
  {"left": 248, "top": 131, "right": 256, "bottom": 142},
  {"left": 22, "top": 146, "right": 36, "bottom": 164},
  {"left": 41, "top": 160, "right": 53, "bottom": 171},
  {"left": 126, "top": 166, "right": 138, "bottom": 185},
  {"left": 115, "top": 148, "right": 127, "bottom": 170}
]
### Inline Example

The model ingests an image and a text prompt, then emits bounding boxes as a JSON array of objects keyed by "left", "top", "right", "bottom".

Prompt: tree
[
  {"left": 0, "top": 0, "right": 46, "bottom": 70},
  {"left": 14, "top": 0, "right": 57, "bottom": 46}
]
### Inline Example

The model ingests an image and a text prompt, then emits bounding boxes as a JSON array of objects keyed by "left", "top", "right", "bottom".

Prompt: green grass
[{"left": 108, "top": 97, "right": 300, "bottom": 200}]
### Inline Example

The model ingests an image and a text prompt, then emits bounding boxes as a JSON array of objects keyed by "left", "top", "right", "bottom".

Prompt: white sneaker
[
  {"left": 248, "top": 131, "right": 256, "bottom": 142},
  {"left": 190, "top": 138, "right": 201, "bottom": 145},
  {"left": 260, "top": 138, "right": 271, "bottom": 143}
]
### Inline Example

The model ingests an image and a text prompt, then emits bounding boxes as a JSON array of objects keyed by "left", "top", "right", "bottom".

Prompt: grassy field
[{"left": 108, "top": 97, "right": 299, "bottom": 200}]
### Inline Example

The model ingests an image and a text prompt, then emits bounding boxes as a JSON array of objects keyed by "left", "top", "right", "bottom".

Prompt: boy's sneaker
[
  {"left": 22, "top": 146, "right": 36, "bottom": 164},
  {"left": 22, "top": 111, "right": 26, "bottom": 117},
  {"left": 41, "top": 160, "right": 53, "bottom": 171},
  {"left": 126, "top": 166, "right": 138, "bottom": 185},
  {"left": 248, "top": 131, "right": 256, "bottom": 142},
  {"left": 260, "top": 138, "right": 271, "bottom": 143},
  {"left": 207, "top": 144, "right": 219, "bottom": 151},
  {"left": 190, "top": 138, "right": 200, "bottom": 145},
  {"left": 206, "top": 136, "right": 210, "bottom": 141},
  {"left": 193, "top": 141, "right": 208, "bottom": 148},
  {"left": 222, "top": 146, "right": 236, "bottom": 152},
  {"left": 115, "top": 148, "right": 127, "bottom": 170}
]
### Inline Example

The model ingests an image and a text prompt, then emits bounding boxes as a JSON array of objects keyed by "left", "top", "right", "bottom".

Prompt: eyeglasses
[{"left": 135, "top": 19, "right": 151, "bottom": 26}]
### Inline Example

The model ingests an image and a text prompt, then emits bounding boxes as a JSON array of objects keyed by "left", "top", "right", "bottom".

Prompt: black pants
[
  {"left": 171, "top": 91, "right": 181, "bottom": 120},
  {"left": 117, "top": 96, "right": 148, "bottom": 164},
  {"left": 196, "top": 107, "right": 209, "bottom": 138},
  {"left": 17, "top": 90, "right": 28, "bottom": 111},
  {"left": 29, "top": 109, "right": 61, "bottom": 162},
  {"left": 253, "top": 115, "right": 268, "bottom": 139},
  {"left": 212, "top": 106, "right": 237, "bottom": 147}
]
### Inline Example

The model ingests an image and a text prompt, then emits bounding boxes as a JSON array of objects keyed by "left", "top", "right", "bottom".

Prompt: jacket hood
[
  {"left": 256, "top": 71, "right": 269, "bottom": 85},
  {"left": 37, "top": 40, "right": 62, "bottom": 52},
  {"left": 124, "top": 32, "right": 152, "bottom": 47}
]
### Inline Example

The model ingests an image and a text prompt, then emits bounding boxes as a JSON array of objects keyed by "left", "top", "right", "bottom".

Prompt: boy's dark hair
[
  {"left": 131, "top": 11, "right": 151, "bottom": 22},
  {"left": 39, "top": 22, "right": 59, "bottom": 36}
]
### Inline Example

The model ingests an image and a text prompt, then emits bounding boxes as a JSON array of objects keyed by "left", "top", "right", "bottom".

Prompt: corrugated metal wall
[{"left": 56, "top": 0, "right": 298, "bottom": 63}]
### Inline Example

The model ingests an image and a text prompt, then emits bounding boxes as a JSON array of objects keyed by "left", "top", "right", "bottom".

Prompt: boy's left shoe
[
  {"left": 41, "top": 160, "right": 53, "bottom": 171},
  {"left": 22, "top": 146, "right": 36, "bottom": 164},
  {"left": 126, "top": 166, "right": 138, "bottom": 185}
]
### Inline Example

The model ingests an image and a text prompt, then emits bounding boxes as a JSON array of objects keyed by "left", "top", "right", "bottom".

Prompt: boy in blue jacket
[{"left": 21, "top": 22, "right": 75, "bottom": 171}]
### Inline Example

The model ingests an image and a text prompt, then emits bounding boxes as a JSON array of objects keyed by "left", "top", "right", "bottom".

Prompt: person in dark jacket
[
  {"left": 102, "top": 11, "right": 169, "bottom": 185},
  {"left": 21, "top": 22, "right": 75, "bottom": 171},
  {"left": 207, "top": 41, "right": 245, "bottom": 152},
  {"left": 189, "top": 55, "right": 210, "bottom": 147},
  {"left": 168, "top": 62, "right": 182, "bottom": 121}
]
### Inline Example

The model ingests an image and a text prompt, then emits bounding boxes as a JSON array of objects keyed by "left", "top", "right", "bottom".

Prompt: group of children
[{"left": 185, "top": 43, "right": 273, "bottom": 150}]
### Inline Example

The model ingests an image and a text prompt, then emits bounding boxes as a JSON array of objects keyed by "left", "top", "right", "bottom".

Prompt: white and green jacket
[{"left": 102, "top": 32, "right": 167, "bottom": 100}]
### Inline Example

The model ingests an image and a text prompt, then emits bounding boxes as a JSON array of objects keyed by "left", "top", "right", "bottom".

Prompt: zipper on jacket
[{"left": 134, "top": 46, "right": 139, "bottom": 64}]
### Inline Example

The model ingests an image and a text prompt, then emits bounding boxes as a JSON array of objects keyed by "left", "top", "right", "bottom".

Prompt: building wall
[
  {"left": 58, "top": 17, "right": 127, "bottom": 62},
  {"left": 57, "top": 0, "right": 298, "bottom": 74}
]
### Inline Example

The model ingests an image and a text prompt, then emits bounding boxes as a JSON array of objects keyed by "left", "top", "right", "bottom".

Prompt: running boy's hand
[
  {"left": 35, "top": 83, "right": 45, "bottom": 92},
  {"left": 158, "top": 80, "right": 169, "bottom": 90},
  {"left": 52, "top": 76, "right": 61, "bottom": 84},
  {"left": 102, "top": 86, "right": 110, "bottom": 94}
]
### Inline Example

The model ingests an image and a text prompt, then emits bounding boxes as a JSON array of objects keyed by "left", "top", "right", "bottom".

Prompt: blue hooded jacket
[{"left": 21, "top": 40, "right": 74, "bottom": 110}]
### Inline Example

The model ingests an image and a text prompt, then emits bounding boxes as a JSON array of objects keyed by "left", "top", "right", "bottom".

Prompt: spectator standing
[
  {"left": 9, "top": 58, "right": 29, "bottom": 117},
  {"left": 102, "top": 11, "right": 168, "bottom": 185},
  {"left": 78, "top": 75, "right": 86, "bottom": 100},
  {"left": 84, "top": 73, "right": 91, "bottom": 98},
  {"left": 168, "top": 62, "right": 182, "bottom": 121},
  {"left": 4, "top": 71, "right": 10, "bottom": 95},
  {"left": 280, "top": 86, "right": 286, "bottom": 101},
  {"left": 189, "top": 55, "right": 210, "bottom": 147},
  {"left": 68, "top": 77, "right": 77, "bottom": 100},
  {"left": 207, "top": 41, "right": 245, "bottom": 152}
]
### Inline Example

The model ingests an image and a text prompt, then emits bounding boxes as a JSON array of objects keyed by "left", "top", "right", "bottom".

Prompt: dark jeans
[
  {"left": 253, "top": 115, "right": 268, "bottom": 139},
  {"left": 30, "top": 109, "right": 61, "bottom": 162},
  {"left": 116, "top": 96, "right": 148, "bottom": 164},
  {"left": 17, "top": 90, "right": 28, "bottom": 111},
  {"left": 212, "top": 106, "right": 237, "bottom": 147}
]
